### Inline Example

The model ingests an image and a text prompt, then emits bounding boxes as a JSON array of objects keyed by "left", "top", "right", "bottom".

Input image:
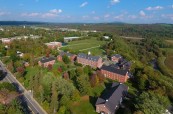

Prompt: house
[
  {"left": 23, "top": 62, "right": 29, "bottom": 67},
  {"left": 57, "top": 52, "right": 77, "bottom": 62},
  {"left": 38, "top": 57, "right": 55, "bottom": 67},
  {"left": 1, "top": 38, "right": 12, "bottom": 44},
  {"left": 45, "top": 42, "right": 62, "bottom": 49},
  {"left": 103, "top": 36, "right": 110, "bottom": 39},
  {"left": 16, "top": 51, "right": 24, "bottom": 58},
  {"left": 101, "top": 65, "right": 128, "bottom": 83},
  {"left": 77, "top": 53, "right": 103, "bottom": 68},
  {"left": 96, "top": 82, "right": 128, "bottom": 114},
  {"left": 111, "top": 54, "right": 122, "bottom": 63}
]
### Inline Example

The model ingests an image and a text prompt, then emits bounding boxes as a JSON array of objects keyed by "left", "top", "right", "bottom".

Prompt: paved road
[{"left": 0, "top": 61, "right": 47, "bottom": 114}]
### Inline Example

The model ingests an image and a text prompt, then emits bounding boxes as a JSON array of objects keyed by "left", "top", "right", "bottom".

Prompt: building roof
[
  {"left": 96, "top": 83, "right": 128, "bottom": 114},
  {"left": 40, "top": 57, "right": 55, "bottom": 63},
  {"left": 111, "top": 54, "right": 122, "bottom": 58},
  {"left": 64, "top": 37, "right": 80, "bottom": 40},
  {"left": 77, "top": 53, "right": 101, "bottom": 62},
  {"left": 101, "top": 65, "right": 128, "bottom": 76},
  {"left": 59, "top": 52, "right": 75, "bottom": 57}
]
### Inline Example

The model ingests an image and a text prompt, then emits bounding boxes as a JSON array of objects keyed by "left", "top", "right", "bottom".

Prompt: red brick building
[
  {"left": 57, "top": 52, "right": 77, "bottom": 62},
  {"left": 77, "top": 53, "right": 103, "bottom": 68},
  {"left": 111, "top": 54, "right": 122, "bottom": 63},
  {"left": 96, "top": 83, "right": 128, "bottom": 114},
  {"left": 45, "top": 42, "right": 62, "bottom": 49},
  {"left": 1, "top": 38, "right": 12, "bottom": 44},
  {"left": 38, "top": 57, "right": 55, "bottom": 67},
  {"left": 101, "top": 65, "right": 128, "bottom": 83}
]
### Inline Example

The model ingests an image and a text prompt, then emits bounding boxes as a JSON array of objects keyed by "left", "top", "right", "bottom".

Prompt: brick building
[
  {"left": 77, "top": 53, "right": 103, "bottom": 68},
  {"left": 1, "top": 38, "right": 12, "bottom": 44},
  {"left": 45, "top": 42, "right": 62, "bottom": 49},
  {"left": 101, "top": 65, "right": 128, "bottom": 83},
  {"left": 38, "top": 57, "right": 55, "bottom": 67},
  {"left": 96, "top": 82, "right": 128, "bottom": 114},
  {"left": 57, "top": 52, "right": 77, "bottom": 62}
]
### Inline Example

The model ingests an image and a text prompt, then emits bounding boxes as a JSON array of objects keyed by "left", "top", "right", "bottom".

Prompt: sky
[{"left": 0, "top": 0, "right": 173, "bottom": 23}]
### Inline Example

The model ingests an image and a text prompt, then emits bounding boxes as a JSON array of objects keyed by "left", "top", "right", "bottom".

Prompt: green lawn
[
  {"left": 162, "top": 48, "right": 173, "bottom": 71},
  {"left": 70, "top": 96, "right": 97, "bottom": 114},
  {"left": 91, "top": 84, "right": 105, "bottom": 97},
  {"left": 60, "top": 38, "right": 106, "bottom": 56}
]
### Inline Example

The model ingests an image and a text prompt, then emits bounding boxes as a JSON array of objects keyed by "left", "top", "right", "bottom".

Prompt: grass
[
  {"left": 166, "top": 40, "right": 173, "bottom": 44},
  {"left": 91, "top": 84, "right": 105, "bottom": 97},
  {"left": 162, "top": 48, "right": 173, "bottom": 71},
  {"left": 165, "top": 55, "right": 173, "bottom": 70},
  {"left": 60, "top": 38, "right": 106, "bottom": 56},
  {"left": 70, "top": 96, "right": 97, "bottom": 114}
]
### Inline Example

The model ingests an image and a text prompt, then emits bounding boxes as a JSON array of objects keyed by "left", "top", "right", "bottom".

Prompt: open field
[
  {"left": 70, "top": 96, "right": 97, "bottom": 114},
  {"left": 164, "top": 48, "right": 173, "bottom": 71},
  {"left": 60, "top": 38, "right": 106, "bottom": 56},
  {"left": 165, "top": 55, "right": 173, "bottom": 70},
  {"left": 161, "top": 48, "right": 173, "bottom": 71},
  {"left": 166, "top": 40, "right": 173, "bottom": 44}
]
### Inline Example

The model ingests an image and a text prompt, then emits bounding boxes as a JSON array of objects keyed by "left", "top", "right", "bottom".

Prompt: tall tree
[
  {"left": 135, "top": 92, "right": 170, "bottom": 114},
  {"left": 50, "top": 82, "right": 58, "bottom": 114}
]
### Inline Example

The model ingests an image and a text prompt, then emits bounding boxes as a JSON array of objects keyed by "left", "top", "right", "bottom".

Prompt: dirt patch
[{"left": 81, "top": 95, "right": 89, "bottom": 101}]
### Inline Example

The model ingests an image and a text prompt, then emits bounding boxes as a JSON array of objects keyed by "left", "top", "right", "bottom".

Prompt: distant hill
[{"left": 0, "top": 21, "right": 47, "bottom": 26}]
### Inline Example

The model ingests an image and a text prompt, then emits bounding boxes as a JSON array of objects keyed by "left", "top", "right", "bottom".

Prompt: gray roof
[
  {"left": 96, "top": 83, "right": 128, "bottom": 114},
  {"left": 101, "top": 65, "right": 128, "bottom": 76},
  {"left": 60, "top": 52, "right": 75, "bottom": 57},
  {"left": 40, "top": 57, "right": 55, "bottom": 63},
  {"left": 111, "top": 54, "right": 122, "bottom": 58},
  {"left": 77, "top": 53, "right": 101, "bottom": 62}
]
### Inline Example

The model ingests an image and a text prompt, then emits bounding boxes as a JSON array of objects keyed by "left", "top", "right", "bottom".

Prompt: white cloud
[
  {"left": 42, "top": 13, "right": 57, "bottom": 18},
  {"left": 146, "top": 6, "right": 163, "bottom": 11},
  {"left": 82, "top": 15, "right": 89, "bottom": 19},
  {"left": 80, "top": 2, "right": 88, "bottom": 7},
  {"left": 0, "top": 12, "right": 5, "bottom": 16},
  {"left": 114, "top": 14, "right": 124, "bottom": 20},
  {"left": 111, "top": 0, "right": 120, "bottom": 5},
  {"left": 172, "top": 5, "right": 173, "bottom": 8},
  {"left": 0, "top": 11, "right": 10, "bottom": 16},
  {"left": 128, "top": 15, "right": 137, "bottom": 19},
  {"left": 91, "top": 11, "right": 95, "bottom": 14},
  {"left": 104, "top": 14, "right": 110, "bottom": 18},
  {"left": 21, "top": 13, "right": 40, "bottom": 17},
  {"left": 162, "top": 14, "right": 173, "bottom": 20},
  {"left": 93, "top": 16, "right": 100, "bottom": 20},
  {"left": 49, "top": 9, "right": 62, "bottom": 14},
  {"left": 139, "top": 10, "right": 146, "bottom": 17},
  {"left": 21, "top": 9, "right": 62, "bottom": 18}
]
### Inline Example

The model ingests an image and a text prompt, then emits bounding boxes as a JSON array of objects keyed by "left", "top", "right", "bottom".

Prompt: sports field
[{"left": 60, "top": 37, "right": 106, "bottom": 55}]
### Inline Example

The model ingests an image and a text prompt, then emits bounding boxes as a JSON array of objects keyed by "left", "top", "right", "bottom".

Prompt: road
[{"left": 0, "top": 60, "right": 47, "bottom": 114}]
